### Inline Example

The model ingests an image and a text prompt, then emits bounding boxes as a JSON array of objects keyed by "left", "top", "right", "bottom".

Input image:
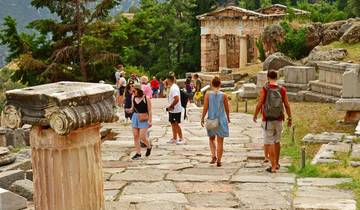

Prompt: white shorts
[{"left": 262, "top": 121, "right": 283, "bottom": 145}]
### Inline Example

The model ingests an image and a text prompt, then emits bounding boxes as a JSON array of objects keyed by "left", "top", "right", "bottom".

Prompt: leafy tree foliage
[
  {"left": 349, "top": 0, "right": 360, "bottom": 17},
  {"left": 0, "top": 0, "right": 120, "bottom": 85},
  {"left": 278, "top": 22, "right": 309, "bottom": 60}
]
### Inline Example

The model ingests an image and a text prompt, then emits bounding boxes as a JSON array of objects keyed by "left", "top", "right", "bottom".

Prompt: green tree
[
  {"left": 349, "top": 0, "right": 360, "bottom": 16},
  {"left": 337, "top": 0, "right": 347, "bottom": 10},
  {"left": 290, "top": 0, "right": 298, "bottom": 6},
  {"left": 0, "top": 0, "right": 120, "bottom": 84},
  {"left": 271, "top": 0, "right": 287, "bottom": 5}
]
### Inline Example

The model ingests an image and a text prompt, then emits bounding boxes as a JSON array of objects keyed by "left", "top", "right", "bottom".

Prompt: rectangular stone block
[
  {"left": 356, "top": 121, "right": 360, "bottom": 136},
  {"left": 342, "top": 66, "right": 360, "bottom": 98},
  {"left": 284, "top": 66, "right": 316, "bottom": 84},
  {"left": 0, "top": 170, "right": 24, "bottom": 190},
  {"left": 336, "top": 99, "right": 360, "bottom": 111},
  {"left": 0, "top": 188, "right": 27, "bottom": 210},
  {"left": 310, "top": 80, "right": 342, "bottom": 97}
]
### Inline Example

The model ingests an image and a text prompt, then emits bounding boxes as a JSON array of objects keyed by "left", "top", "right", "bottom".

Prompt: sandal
[
  {"left": 210, "top": 157, "right": 217, "bottom": 164},
  {"left": 216, "top": 162, "right": 222, "bottom": 167},
  {"left": 276, "top": 164, "right": 280, "bottom": 170},
  {"left": 265, "top": 167, "right": 276, "bottom": 173}
]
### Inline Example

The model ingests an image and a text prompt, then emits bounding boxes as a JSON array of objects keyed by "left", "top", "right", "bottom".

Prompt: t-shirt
[
  {"left": 151, "top": 80, "right": 159, "bottom": 89},
  {"left": 261, "top": 83, "right": 287, "bottom": 122},
  {"left": 142, "top": 84, "right": 153, "bottom": 99},
  {"left": 118, "top": 77, "right": 126, "bottom": 88},
  {"left": 168, "top": 83, "right": 183, "bottom": 113},
  {"left": 115, "top": 71, "right": 120, "bottom": 83}
]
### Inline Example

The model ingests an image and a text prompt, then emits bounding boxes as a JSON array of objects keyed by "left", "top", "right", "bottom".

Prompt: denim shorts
[{"left": 132, "top": 113, "right": 149, "bottom": 129}]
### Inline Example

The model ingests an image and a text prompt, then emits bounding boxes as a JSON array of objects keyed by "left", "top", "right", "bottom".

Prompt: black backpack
[
  {"left": 180, "top": 89, "right": 189, "bottom": 119},
  {"left": 264, "top": 84, "right": 284, "bottom": 121}
]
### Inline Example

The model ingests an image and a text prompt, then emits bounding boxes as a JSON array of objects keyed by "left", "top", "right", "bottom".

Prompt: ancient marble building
[{"left": 197, "top": 5, "right": 308, "bottom": 72}]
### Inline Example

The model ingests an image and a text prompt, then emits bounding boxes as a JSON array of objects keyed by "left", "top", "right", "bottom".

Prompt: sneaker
[
  {"left": 131, "top": 153, "right": 141, "bottom": 160},
  {"left": 145, "top": 146, "right": 152, "bottom": 157},
  {"left": 176, "top": 139, "right": 186, "bottom": 145},
  {"left": 140, "top": 141, "right": 147, "bottom": 148},
  {"left": 167, "top": 139, "right": 176, "bottom": 144}
]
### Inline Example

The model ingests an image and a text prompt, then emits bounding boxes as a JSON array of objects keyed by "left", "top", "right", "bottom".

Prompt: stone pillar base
[
  {"left": 30, "top": 124, "right": 104, "bottom": 210},
  {"left": 344, "top": 111, "right": 360, "bottom": 124}
]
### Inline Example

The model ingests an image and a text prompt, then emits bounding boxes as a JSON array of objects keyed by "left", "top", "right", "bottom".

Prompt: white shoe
[
  {"left": 176, "top": 139, "right": 186, "bottom": 145},
  {"left": 167, "top": 139, "right": 176, "bottom": 144}
]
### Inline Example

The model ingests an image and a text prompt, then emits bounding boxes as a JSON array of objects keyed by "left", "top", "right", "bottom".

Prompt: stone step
[
  {"left": 309, "top": 80, "right": 342, "bottom": 97},
  {"left": 301, "top": 91, "right": 340, "bottom": 103}
]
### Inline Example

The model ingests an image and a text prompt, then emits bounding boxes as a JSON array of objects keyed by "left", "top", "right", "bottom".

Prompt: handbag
[
  {"left": 205, "top": 92, "right": 221, "bottom": 130},
  {"left": 133, "top": 97, "right": 149, "bottom": 122}
]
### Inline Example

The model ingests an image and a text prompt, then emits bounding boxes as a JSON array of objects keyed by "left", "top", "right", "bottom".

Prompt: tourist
[
  {"left": 159, "top": 78, "right": 165, "bottom": 98},
  {"left": 151, "top": 76, "right": 160, "bottom": 98},
  {"left": 126, "top": 83, "right": 152, "bottom": 160},
  {"left": 140, "top": 76, "right": 153, "bottom": 99},
  {"left": 166, "top": 75, "right": 185, "bottom": 145},
  {"left": 201, "top": 76, "right": 230, "bottom": 167},
  {"left": 185, "top": 75, "right": 194, "bottom": 103},
  {"left": 115, "top": 65, "right": 126, "bottom": 107},
  {"left": 128, "top": 73, "right": 139, "bottom": 84},
  {"left": 253, "top": 70, "right": 292, "bottom": 173},
  {"left": 124, "top": 81, "right": 134, "bottom": 122},
  {"left": 193, "top": 73, "right": 202, "bottom": 106}
]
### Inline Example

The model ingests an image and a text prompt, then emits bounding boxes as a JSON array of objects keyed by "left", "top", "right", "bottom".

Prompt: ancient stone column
[
  {"left": 200, "top": 35, "right": 208, "bottom": 72},
  {"left": 1, "top": 82, "right": 117, "bottom": 210},
  {"left": 219, "top": 35, "right": 228, "bottom": 71},
  {"left": 239, "top": 35, "right": 248, "bottom": 68}
]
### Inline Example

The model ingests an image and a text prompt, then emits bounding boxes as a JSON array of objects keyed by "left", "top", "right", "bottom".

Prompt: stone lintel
[{"left": 336, "top": 98, "right": 360, "bottom": 111}]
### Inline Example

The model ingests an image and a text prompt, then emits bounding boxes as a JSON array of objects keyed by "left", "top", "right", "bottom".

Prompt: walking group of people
[{"left": 115, "top": 64, "right": 292, "bottom": 172}]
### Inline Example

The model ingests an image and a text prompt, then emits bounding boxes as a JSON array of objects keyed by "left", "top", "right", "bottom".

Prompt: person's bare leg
[
  {"left": 216, "top": 137, "right": 224, "bottom": 166},
  {"left": 133, "top": 128, "right": 141, "bottom": 154},
  {"left": 275, "top": 142, "right": 281, "bottom": 168},
  {"left": 140, "top": 128, "right": 150, "bottom": 148},
  {"left": 209, "top": 136, "right": 216, "bottom": 162},
  {"left": 171, "top": 123, "right": 177, "bottom": 141},
  {"left": 177, "top": 123, "right": 183, "bottom": 140},
  {"left": 265, "top": 144, "right": 276, "bottom": 172}
]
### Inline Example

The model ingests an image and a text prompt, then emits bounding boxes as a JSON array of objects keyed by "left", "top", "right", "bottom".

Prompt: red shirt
[
  {"left": 151, "top": 80, "right": 159, "bottom": 89},
  {"left": 261, "top": 83, "right": 287, "bottom": 122}
]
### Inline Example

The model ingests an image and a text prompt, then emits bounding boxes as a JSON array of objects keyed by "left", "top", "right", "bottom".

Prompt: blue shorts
[
  {"left": 131, "top": 113, "right": 149, "bottom": 129},
  {"left": 152, "top": 88, "right": 159, "bottom": 95}
]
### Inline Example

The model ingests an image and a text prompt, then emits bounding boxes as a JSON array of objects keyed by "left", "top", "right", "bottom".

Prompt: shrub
[
  {"left": 256, "top": 37, "right": 266, "bottom": 62},
  {"left": 278, "top": 22, "right": 310, "bottom": 60}
]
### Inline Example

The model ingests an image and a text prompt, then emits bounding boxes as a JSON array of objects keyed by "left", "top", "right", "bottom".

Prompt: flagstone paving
[{"left": 101, "top": 99, "right": 357, "bottom": 210}]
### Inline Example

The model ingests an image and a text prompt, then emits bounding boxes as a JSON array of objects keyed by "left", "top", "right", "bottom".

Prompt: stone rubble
[{"left": 0, "top": 187, "right": 27, "bottom": 210}]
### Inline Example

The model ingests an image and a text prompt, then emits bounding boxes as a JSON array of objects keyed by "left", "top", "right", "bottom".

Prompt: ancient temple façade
[{"left": 197, "top": 4, "right": 309, "bottom": 72}]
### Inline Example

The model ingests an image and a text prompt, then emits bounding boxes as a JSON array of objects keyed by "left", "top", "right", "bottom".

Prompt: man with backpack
[{"left": 253, "top": 70, "right": 292, "bottom": 173}]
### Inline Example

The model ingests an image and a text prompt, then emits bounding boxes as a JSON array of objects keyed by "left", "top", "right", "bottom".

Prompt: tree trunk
[{"left": 76, "top": 0, "right": 87, "bottom": 81}]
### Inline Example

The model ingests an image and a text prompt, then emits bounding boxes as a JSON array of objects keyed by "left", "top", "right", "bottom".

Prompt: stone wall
[
  {"left": 226, "top": 35, "right": 240, "bottom": 69},
  {"left": 204, "top": 34, "right": 219, "bottom": 72}
]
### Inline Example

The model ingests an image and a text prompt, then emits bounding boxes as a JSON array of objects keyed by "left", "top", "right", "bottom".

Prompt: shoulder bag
[
  {"left": 133, "top": 97, "right": 149, "bottom": 122},
  {"left": 205, "top": 92, "right": 221, "bottom": 130}
]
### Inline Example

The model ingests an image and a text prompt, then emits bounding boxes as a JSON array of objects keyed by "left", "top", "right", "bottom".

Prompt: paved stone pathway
[{"left": 101, "top": 98, "right": 357, "bottom": 210}]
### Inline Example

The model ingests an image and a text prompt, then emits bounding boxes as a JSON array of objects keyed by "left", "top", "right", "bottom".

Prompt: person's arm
[
  {"left": 253, "top": 88, "right": 266, "bottom": 123},
  {"left": 223, "top": 94, "right": 230, "bottom": 123},
  {"left": 168, "top": 96, "right": 179, "bottom": 110},
  {"left": 146, "top": 97, "right": 152, "bottom": 126},
  {"left": 283, "top": 93, "right": 292, "bottom": 127},
  {"left": 201, "top": 93, "right": 209, "bottom": 127}
]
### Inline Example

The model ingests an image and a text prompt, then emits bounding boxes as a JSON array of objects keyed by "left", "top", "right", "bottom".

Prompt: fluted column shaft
[{"left": 30, "top": 124, "right": 104, "bottom": 210}]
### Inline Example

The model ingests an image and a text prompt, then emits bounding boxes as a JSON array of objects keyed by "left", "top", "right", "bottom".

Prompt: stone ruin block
[
  {"left": 356, "top": 121, "right": 360, "bottom": 136},
  {"left": 237, "top": 83, "right": 257, "bottom": 99},
  {"left": 1, "top": 81, "right": 117, "bottom": 135},
  {"left": 311, "top": 142, "right": 350, "bottom": 165},
  {"left": 0, "top": 187, "right": 27, "bottom": 210},
  {"left": 336, "top": 64, "right": 360, "bottom": 123},
  {"left": 341, "top": 64, "right": 360, "bottom": 98},
  {"left": 284, "top": 66, "right": 316, "bottom": 84},
  {"left": 256, "top": 71, "right": 268, "bottom": 92},
  {"left": 302, "top": 132, "right": 356, "bottom": 144}
]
